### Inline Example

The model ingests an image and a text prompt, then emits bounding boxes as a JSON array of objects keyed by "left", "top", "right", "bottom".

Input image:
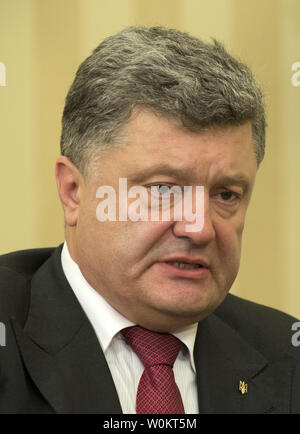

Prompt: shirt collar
[
  {"left": 61, "top": 241, "right": 134, "bottom": 352},
  {"left": 61, "top": 241, "right": 198, "bottom": 372},
  {"left": 173, "top": 324, "right": 198, "bottom": 372}
]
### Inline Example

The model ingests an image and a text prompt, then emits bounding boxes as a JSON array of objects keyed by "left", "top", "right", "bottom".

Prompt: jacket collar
[{"left": 11, "top": 244, "right": 122, "bottom": 414}]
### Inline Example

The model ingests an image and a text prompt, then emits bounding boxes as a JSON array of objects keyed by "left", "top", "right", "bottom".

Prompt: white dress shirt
[{"left": 61, "top": 241, "right": 199, "bottom": 414}]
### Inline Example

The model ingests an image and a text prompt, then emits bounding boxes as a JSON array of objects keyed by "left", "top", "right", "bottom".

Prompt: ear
[{"left": 55, "top": 156, "right": 83, "bottom": 227}]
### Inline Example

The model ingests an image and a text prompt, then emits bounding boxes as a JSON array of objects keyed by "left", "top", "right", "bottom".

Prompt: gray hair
[{"left": 60, "top": 26, "right": 266, "bottom": 176}]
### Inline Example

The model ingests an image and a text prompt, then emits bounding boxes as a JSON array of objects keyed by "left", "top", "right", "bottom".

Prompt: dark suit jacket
[{"left": 0, "top": 244, "right": 300, "bottom": 414}]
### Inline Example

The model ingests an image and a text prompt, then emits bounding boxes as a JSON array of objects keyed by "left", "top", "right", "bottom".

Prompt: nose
[{"left": 172, "top": 189, "right": 215, "bottom": 245}]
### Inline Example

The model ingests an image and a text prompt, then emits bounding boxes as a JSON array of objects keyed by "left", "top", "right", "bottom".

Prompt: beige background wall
[{"left": 0, "top": 0, "right": 299, "bottom": 318}]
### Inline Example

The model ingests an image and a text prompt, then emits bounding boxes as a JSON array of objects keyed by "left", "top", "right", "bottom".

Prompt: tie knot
[{"left": 121, "top": 326, "right": 182, "bottom": 368}]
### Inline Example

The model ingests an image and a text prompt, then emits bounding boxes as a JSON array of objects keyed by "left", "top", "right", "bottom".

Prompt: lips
[
  {"left": 165, "top": 261, "right": 202, "bottom": 270},
  {"left": 156, "top": 256, "right": 210, "bottom": 279},
  {"left": 160, "top": 256, "right": 209, "bottom": 268}
]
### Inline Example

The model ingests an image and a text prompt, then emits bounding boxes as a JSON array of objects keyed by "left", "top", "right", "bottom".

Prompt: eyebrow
[
  {"left": 213, "top": 174, "right": 251, "bottom": 191},
  {"left": 128, "top": 164, "right": 194, "bottom": 183},
  {"left": 128, "top": 164, "right": 251, "bottom": 191}
]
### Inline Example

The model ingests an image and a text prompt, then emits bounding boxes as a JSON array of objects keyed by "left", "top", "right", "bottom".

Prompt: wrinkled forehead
[{"left": 87, "top": 110, "right": 257, "bottom": 191}]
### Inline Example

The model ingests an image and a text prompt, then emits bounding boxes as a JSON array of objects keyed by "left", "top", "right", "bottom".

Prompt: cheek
[
  {"left": 213, "top": 220, "right": 244, "bottom": 292},
  {"left": 215, "top": 218, "right": 244, "bottom": 264},
  {"left": 80, "top": 218, "right": 171, "bottom": 269},
  {"left": 120, "top": 220, "right": 173, "bottom": 261},
  {"left": 104, "top": 220, "right": 174, "bottom": 280}
]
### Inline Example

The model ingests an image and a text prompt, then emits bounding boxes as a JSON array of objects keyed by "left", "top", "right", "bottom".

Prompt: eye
[
  {"left": 147, "top": 184, "right": 183, "bottom": 205},
  {"left": 148, "top": 184, "right": 176, "bottom": 198},
  {"left": 218, "top": 190, "right": 241, "bottom": 203},
  {"left": 151, "top": 184, "right": 173, "bottom": 196}
]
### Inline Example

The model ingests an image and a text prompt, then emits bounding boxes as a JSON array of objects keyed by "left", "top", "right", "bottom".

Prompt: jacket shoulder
[
  {"left": 215, "top": 293, "right": 300, "bottom": 361},
  {"left": 0, "top": 247, "right": 55, "bottom": 279},
  {"left": 0, "top": 247, "right": 55, "bottom": 324}
]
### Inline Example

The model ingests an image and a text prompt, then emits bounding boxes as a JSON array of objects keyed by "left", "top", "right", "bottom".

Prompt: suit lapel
[
  {"left": 194, "top": 313, "right": 293, "bottom": 414},
  {"left": 11, "top": 244, "right": 122, "bottom": 414}
]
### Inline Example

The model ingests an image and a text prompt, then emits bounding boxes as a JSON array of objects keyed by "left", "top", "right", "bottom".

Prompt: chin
[{"left": 149, "top": 292, "right": 223, "bottom": 323}]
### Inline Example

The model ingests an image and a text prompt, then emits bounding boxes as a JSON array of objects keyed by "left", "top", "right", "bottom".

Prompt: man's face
[{"left": 67, "top": 109, "right": 257, "bottom": 331}]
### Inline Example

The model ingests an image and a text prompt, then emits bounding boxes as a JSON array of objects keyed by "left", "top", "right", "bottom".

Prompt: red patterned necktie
[{"left": 121, "top": 325, "right": 185, "bottom": 414}]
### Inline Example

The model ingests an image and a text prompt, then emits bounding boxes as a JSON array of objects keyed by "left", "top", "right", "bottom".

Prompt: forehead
[{"left": 104, "top": 109, "right": 257, "bottom": 186}]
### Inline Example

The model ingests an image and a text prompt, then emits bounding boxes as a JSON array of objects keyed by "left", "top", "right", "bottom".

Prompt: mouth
[
  {"left": 156, "top": 257, "right": 210, "bottom": 279},
  {"left": 165, "top": 261, "right": 203, "bottom": 270}
]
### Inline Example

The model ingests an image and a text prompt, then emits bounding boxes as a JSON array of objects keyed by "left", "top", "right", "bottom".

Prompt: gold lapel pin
[{"left": 239, "top": 380, "right": 248, "bottom": 395}]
